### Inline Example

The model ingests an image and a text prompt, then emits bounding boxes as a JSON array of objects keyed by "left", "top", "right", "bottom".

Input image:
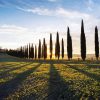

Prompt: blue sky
[{"left": 0, "top": 0, "right": 100, "bottom": 54}]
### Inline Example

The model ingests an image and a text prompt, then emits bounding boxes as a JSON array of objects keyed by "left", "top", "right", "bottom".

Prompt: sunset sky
[{"left": 0, "top": 0, "right": 100, "bottom": 54}]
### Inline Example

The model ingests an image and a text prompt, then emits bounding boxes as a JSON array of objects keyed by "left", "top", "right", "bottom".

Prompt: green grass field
[{"left": 0, "top": 54, "right": 100, "bottom": 100}]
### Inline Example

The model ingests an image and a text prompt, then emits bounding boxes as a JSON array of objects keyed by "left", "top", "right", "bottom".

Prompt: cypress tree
[
  {"left": 35, "top": 45, "right": 37, "bottom": 59},
  {"left": 33, "top": 45, "right": 34, "bottom": 59},
  {"left": 26, "top": 45, "right": 29, "bottom": 58},
  {"left": 23, "top": 46, "right": 25, "bottom": 58},
  {"left": 56, "top": 32, "right": 60, "bottom": 60},
  {"left": 21, "top": 46, "right": 24, "bottom": 58},
  {"left": 19, "top": 46, "right": 23, "bottom": 58},
  {"left": 24, "top": 46, "right": 27, "bottom": 58},
  {"left": 29, "top": 43, "right": 31, "bottom": 59},
  {"left": 46, "top": 44, "right": 47, "bottom": 59},
  {"left": 42, "top": 44, "right": 44, "bottom": 58},
  {"left": 67, "top": 27, "right": 70, "bottom": 60},
  {"left": 95, "top": 26, "right": 99, "bottom": 60},
  {"left": 81, "top": 20, "right": 86, "bottom": 61},
  {"left": 22, "top": 46, "right": 25, "bottom": 58},
  {"left": 38, "top": 39, "right": 41, "bottom": 59},
  {"left": 25, "top": 45, "right": 27, "bottom": 58},
  {"left": 62, "top": 38, "right": 64, "bottom": 59},
  {"left": 25, "top": 45, "right": 28, "bottom": 59},
  {"left": 70, "top": 36, "right": 72, "bottom": 59},
  {"left": 67, "top": 27, "right": 72, "bottom": 60},
  {"left": 50, "top": 33, "right": 53, "bottom": 59},
  {"left": 43, "top": 38, "right": 47, "bottom": 59},
  {"left": 31, "top": 44, "right": 34, "bottom": 59},
  {"left": 55, "top": 43, "right": 57, "bottom": 58},
  {"left": 38, "top": 45, "right": 39, "bottom": 59}
]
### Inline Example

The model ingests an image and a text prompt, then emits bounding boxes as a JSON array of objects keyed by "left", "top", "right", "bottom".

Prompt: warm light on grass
[{"left": 0, "top": 61, "right": 100, "bottom": 99}]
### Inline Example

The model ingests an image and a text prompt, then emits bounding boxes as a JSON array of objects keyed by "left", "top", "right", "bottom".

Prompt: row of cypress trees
[
  {"left": 7, "top": 20, "right": 99, "bottom": 60},
  {"left": 81, "top": 20, "right": 99, "bottom": 60}
]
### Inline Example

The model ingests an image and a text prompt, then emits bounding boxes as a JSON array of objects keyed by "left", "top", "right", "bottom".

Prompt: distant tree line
[{"left": 6, "top": 20, "right": 99, "bottom": 60}]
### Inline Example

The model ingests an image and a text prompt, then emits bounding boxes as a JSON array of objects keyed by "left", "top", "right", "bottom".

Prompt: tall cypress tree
[
  {"left": 42, "top": 44, "right": 44, "bottom": 58},
  {"left": 67, "top": 27, "right": 72, "bottom": 60},
  {"left": 70, "top": 33, "right": 72, "bottom": 59},
  {"left": 31, "top": 44, "right": 34, "bottom": 59},
  {"left": 27, "top": 44, "right": 29, "bottom": 59},
  {"left": 55, "top": 43, "right": 57, "bottom": 58},
  {"left": 19, "top": 46, "right": 23, "bottom": 58},
  {"left": 50, "top": 33, "right": 53, "bottom": 59},
  {"left": 62, "top": 38, "right": 64, "bottom": 59},
  {"left": 55, "top": 32, "right": 60, "bottom": 60},
  {"left": 24, "top": 45, "right": 28, "bottom": 59},
  {"left": 46, "top": 44, "right": 47, "bottom": 59},
  {"left": 29, "top": 43, "right": 31, "bottom": 59},
  {"left": 95, "top": 26, "right": 99, "bottom": 60},
  {"left": 38, "top": 39, "right": 41, "bottom": 59},
  {"left": 81, "top": 20, "right": 86, "bottom": 61},
  {"left": 25, "top": 44, "right": 28, "bottom": 59},
  {"left": 22, "top": 46, "right": 25, "bottom": 58},
  {"left": 35, "top": 45, "right": 37, "bottom": 59},
  {"left": 33, "top": 45, "right": 34, "bottom": 59},
  {"left": 43, "top": 38, "right": 47, "bottom": 59},
  {"left": 38, "top": 45, "right": 39, "bottom": 59}
]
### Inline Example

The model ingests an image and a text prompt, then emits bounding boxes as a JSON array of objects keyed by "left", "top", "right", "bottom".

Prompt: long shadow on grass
[
  {"left": 0, "top": 62, "right": 24, "bottom": 73},
  {"left": 85, "top": 64, "right": 100, "bottom": 69},
  {"left": 0, "top": 62, "right": 33, "bottom": 79},
  {"left": 0, "top": 63, "right": 21, "bottom": 70},
  {"left": 47, "top": 63, "right": 78, "bottom": 100},
  {"left": 0, "top": 62, "right": 42, "bottom": 99},
  {"left": 68, "top": 64, "right": 100, "bottom": 82}
]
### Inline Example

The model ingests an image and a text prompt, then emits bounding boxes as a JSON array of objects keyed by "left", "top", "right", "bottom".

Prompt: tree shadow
[
  {"left": 0, "top": 62, "right": 33, "bottom": 79},
  {"left": 21, "top": 91, "right": 37, "bottom": 100},
  {"left": 47, "top": 63, "right": 79, "bottom": 100},
  {"left": 0, "top": 63, "right": 42, "bottom": 99},
  {"left": 68, "top": 64, "right": 100, "bottom": 82},
  {"left": 85, "top": 64, "right": 100, "bottom": 69},
  {"left": 0, "top": 63, "right": 21, "bottom": 70}
]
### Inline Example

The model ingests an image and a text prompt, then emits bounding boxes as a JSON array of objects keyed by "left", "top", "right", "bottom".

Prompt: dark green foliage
[
  {"left": 55, "top": 32, "right": 60, "bottom": 60},
  {"left": 29, "top": 43, "right": 31, "bottom": 59},
  {"left": 50, "top": 33, "right": 53, "bottom": 59},
  {"left": 95, "top": 26, "right": 99, "bottom": 60},
  {"left": 43, "top": 38, "right": 47, "bottom": 59},
  {"left": 67, "top": 27, "right": 72, "bottom": 60},
  {"left": 38, "top": 39, "right": 41, "bottom": 59},
  {"left": 61, "top": 38, "right": 64, "bottom": 59},
  {"left": 42, "top": 44, "right": 44, "bottom": 58},
  {"left": 55, "top": 43, "right": 57, "bottom": 58},
  {"left": 80, "top": 20, "right": 86, "bottom": 61},
  {"left": 24, "top": 45, "right": 28, "bottom": 59},
  {"left": 30, "top": 44, "right": 34, "bottom": 59},
  {"left": 6, "top": 46, "right": 25, "bottom": 58},
  {"left": 35, "top": 45, "right": 37, "bottom": 59},
  {"left": 25, "top": 46, "right": 27, "bottom": 58},
  {"left": 26, "top": 45, "right": 29, "bottom": 59},
  {"left": 32, "top": 44, "right": 34, "bottom": 59}
]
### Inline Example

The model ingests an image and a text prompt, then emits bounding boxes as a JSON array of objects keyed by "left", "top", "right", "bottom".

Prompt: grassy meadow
[{"left": 0, "top": 54, "right": 100, "bottom": 100}]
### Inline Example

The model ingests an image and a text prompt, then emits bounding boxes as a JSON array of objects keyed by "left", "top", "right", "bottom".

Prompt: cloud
[
  {"left": 86, "top": 0, "right": 94, "bottom": 11},
  {"left": 18, "top": 7, "right": 52, "bottom": 16},
  {"left": 18, "top": 7, "right": 91, "bottom": 20},
  {"left": 48, "top": 0, "right": 57, "bottom": 2},
  {"left": 55, "top": 7, "right": 90, "bottom": 19},
  {"left": 0, "top": 24, "right": 28, "bottom": 34},
  {"left": 18, "top": 6, "right": 100, "bottom": 32}
]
